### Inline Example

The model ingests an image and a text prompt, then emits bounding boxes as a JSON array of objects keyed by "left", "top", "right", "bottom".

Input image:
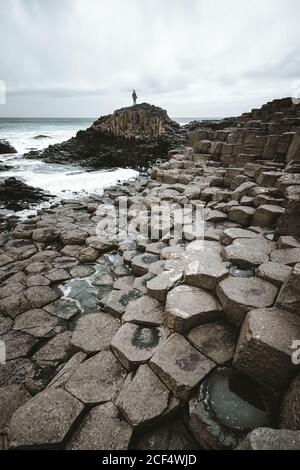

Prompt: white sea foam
[{"left": 0, "top": 118, "right": 139, "bottom": 218}]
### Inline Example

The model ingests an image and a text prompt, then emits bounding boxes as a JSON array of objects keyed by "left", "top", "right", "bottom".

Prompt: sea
[{"left": 0, "top": 116, "right": 205, "bottom": 217}]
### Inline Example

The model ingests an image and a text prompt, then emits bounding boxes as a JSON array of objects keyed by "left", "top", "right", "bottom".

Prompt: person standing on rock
[{"left": 132, "top": 89, "right": 137, "bottom": 106}]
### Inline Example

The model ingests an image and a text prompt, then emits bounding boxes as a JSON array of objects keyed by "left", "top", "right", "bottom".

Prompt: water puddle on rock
[
  {"left": 229, "top": 264, "right": 255, "bottom": 278},
  {"left": 202, "top": 368, "right": 274, "bottom": 432},
  {"left": 57, "top": 251, "right": 132, "bottom": 315}
]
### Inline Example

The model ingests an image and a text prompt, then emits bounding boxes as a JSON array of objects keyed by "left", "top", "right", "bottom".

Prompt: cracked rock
[
  {"left": 117, "top": 364, "right": 179, "bottom": 428},
  {"left": 65, "top": 350, "right": 127, "bottom": 404},
  {"left": 66, "top": 402, "right": 132, "bottom": 450}
]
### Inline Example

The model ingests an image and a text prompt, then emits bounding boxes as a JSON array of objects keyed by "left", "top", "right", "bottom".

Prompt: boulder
[
  {"left": 131, "top": 253, "right": 160, "bottom": 276},
  {"left": 0, "top": 330, "right": 38, "bottom": 361},
  {"left": 233, "top": 307, "right": 300, "bottom": 390},
  {"left": 26, "top": 286, "right": 59, "bottom": 309},
  {"left": 32, "top": 228, "right": 60, "bottom": 243},
  {"left": 0, "top": 139, "right": 17, "bottom": 154},
  {"left": 276, "top": 264, "right": 300, "bottom": 314},
  {"left": 47, "top": 352, "right": 87, "bottom": 390},
  {"left": 44, "top": 298, "right": 80, "bottom": 320},
  {"left": 252, "top": 205, "right": 284, "bottom": 227},
  {"left": 270, "top": 248, "right": 300, "bottom": 266},
  {"left": 221, "top": 240, "right": 269, "bottom": 269},
  {"left": 0, "top": 358, "right": 37, "bottom": 387},
  {"left": 60, "top": 230, "right": 88, "bottom": 245},
  {"left": 228, "top": 206, "right": 255, "bottom": 226},
  {"left": 13, "top": 308, "right": 61, "bottom": 338}
]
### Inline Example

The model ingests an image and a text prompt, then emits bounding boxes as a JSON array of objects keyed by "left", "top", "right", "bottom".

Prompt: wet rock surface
[
  {"left": 189, "top": 368, "right": 274, "bottom": 449},
  {"left": 1, "top": 97, "right": 300, "bottom": 450},
  {"left": 0, "top": 177, "right": 51, "bottom": 212}
]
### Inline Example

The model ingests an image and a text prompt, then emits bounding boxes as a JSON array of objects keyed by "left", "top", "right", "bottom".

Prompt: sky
[{"left": 0, "top": 0, "right": 300, "bottom": 118}]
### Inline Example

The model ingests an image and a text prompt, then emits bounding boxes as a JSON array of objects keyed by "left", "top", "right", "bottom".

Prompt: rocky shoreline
[{"left": 0, "top": 97, "right": 300, "bottom": 450}]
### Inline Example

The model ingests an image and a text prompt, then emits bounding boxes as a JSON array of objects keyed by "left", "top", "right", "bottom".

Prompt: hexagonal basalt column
[
  {"left": 149, "top": 333, "right": 216, "bottom": 401},
  {"left": 116, "top": 365, "right": 179, "bottom": 429},
  {"left": 65, "top": 350, "right": 127, "bottom": 404},
  {"left": 131, "top": 253, "right": 160, "bottom": 276},
  {"left": 104, "top": 288, "right": 143, "bottom": 318},
  {"left": 123, "top": 295, "right": 164, "bottom": 326},
  {"left": 66, "top": 402, "right": 132, "bottom": 450},
  {"left": 216, "top": 276, "right": 278, "bottom": 326},
  {"left": 110, "top": 323, "right": 169, "bottom": 370},
  {"left": 187, "top": 320, "right": 237, "bottom": 365},
  {"left": 71, "top": 313, "right": 120, "bottom": 354},
  {"left": 164, "top": 285, "right": 221, "bottom": 333},
  {"left": 8, "top": 389, "right": 84, "bottom": 449},
  {"left": 233, "top": 307, "right": 300, "bottom": 390}
]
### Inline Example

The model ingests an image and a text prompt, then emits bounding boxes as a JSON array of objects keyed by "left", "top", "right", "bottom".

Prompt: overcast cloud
[{"left": 0, "top": 0, "right": 300, "bottom": 117}]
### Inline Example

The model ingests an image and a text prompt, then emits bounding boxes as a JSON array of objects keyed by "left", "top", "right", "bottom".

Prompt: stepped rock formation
[
  {"left": 25, "top": 103, "right": 186, "bottom": 169},
  {"left": 1, "top": 97, "right": 300, "bottom": 451}
]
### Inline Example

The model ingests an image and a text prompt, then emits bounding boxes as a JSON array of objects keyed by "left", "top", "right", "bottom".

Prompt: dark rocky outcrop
[
  {"left": 0, "top": 139, "right": 17, "bottom": 154},
  {"left": 25, "top": 103, "right": 186, "bottom": 169},
  {"left": 184, "top": 117, "right": 238, "bottom": 132},
  {"left": 0, "top": 177, "right": 51, "bottom": 211}
]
